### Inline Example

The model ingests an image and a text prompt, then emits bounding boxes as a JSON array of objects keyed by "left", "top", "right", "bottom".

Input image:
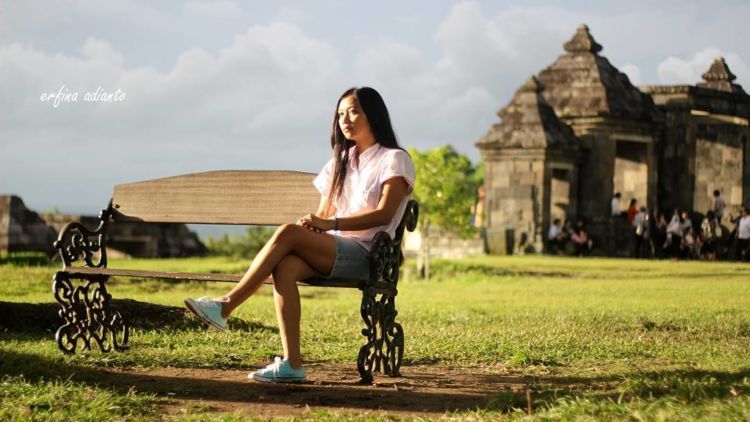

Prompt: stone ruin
[
  {"left": 42, "top": 212, "right": 207, "bottom": 259},
  {"left": 0, "top": 195, "right": 57, "bottom": 255},
  {"left": 477, "top": 24, "right": 750, "bottom": 255},
  {"left": 0, "top": 195, "right": 206, "bottom": 258}
]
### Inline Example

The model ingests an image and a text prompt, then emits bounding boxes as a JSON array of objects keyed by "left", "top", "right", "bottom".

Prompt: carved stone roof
[
  {"left": 476, "top": 76, "right": 580, "bottom": 151},
  {"left": 563, "top": 24, "right": 602, "bottom": 54},
  {"left": 697, "top": 57, "right": 745, "bottom": 94},
  {"left": 536, "top": 24, "right": 657, "bottom": 121}
]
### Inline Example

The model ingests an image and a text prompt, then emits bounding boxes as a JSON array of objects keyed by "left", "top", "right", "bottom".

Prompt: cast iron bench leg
[
  {"left": 52, "top": 271, "right": 129, "bottom": 354},
  {"left": 357, "top": 286, "right": 404, "bottom": 383},
  {"left": 382, "top": 295, "right": 404, "bottom": 377}
]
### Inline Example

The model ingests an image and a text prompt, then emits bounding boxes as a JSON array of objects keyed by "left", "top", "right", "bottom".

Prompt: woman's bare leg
[
  {"left": 220, "top": 224, "right": 336, "bottom": 318},
  {"left": 272, "top": 255, "right": 316, "bottom": 369}
]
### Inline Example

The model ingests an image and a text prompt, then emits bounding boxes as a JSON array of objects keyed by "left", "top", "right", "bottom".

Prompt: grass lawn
[{"left": 1, "top": 254, "right": 749, "bottom": 420}]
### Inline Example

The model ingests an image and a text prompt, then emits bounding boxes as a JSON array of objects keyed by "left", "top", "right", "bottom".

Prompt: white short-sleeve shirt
[
  {"left": 313, "top": 143, "right": 416, "bottom": 251},
  {"left": 738, "top": 215, "right": 750, "bottom": 240}
]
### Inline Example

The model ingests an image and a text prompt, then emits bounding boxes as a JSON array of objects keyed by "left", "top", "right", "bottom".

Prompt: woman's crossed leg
[{"left": 185, "top": 223, "right": 337, "bottom": 377}]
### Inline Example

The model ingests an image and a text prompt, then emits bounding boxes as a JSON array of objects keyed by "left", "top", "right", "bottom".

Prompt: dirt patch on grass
[{"left": 94, "top": 363, "right": 580, "bottom": 418}]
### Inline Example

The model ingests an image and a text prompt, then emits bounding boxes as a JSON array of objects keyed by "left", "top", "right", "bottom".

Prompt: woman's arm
[
  {"left": 315, "top": 195, "right": 334, "bottom": 219},
  {"left": 301, "top": 177, "right": 410, "bottom": 232}
]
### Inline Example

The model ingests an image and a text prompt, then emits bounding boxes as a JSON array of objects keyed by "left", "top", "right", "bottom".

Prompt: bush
[{"left": 204, "top": 226, "right": 275, "bottom": 258}]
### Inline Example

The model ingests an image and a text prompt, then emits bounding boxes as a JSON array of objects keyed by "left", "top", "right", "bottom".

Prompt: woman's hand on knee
[
  {"left": 297, "top": 214, "right": 332, "bottom": 234},
  {"left": 299, "top": 213, "right": 335, "bottom": 233}
]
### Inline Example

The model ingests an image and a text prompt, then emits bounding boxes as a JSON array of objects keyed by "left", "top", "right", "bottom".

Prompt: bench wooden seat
[{"left": 52, "top": 170, "right": 418, "bottom": 383}]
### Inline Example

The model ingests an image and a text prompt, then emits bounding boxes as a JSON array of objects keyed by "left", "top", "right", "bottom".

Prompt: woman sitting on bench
[{"left": 185, "top": 86, "right": 416, "bottom": 383}]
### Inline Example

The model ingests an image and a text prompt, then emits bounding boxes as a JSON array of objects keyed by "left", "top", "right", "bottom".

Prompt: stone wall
[
  {"left": 655, "top": 111, "right": 696, "bottom": 212},
  {"left": 402, "top": 228, "right": 485, "bottom": 259},
  {"left": 549, "top": 165, "right": 576, "bottom": 223},
  {"left": 614, "top": 140, "right": 649, "bottom": 205},
  {"left": 644, "top": 84, "right": 750, "bottom": 214},
  {"left": 484, "top": 154, "right": 546, "bottom": 254},
  {"left": 694, "top": 131, "right": 745, "bottom": 214},
  {"left": 0, "top": 196, "right": 57, "bottom": 255}
]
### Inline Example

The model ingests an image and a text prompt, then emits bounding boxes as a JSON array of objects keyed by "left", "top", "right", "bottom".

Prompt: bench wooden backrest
[{"left": 111, "top": 170, "right": 320, "bottom": 225}]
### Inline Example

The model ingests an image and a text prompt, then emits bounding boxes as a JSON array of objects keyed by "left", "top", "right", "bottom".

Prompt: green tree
[{"left": 409, "top": 146, "right": 482, "bottom": 279}]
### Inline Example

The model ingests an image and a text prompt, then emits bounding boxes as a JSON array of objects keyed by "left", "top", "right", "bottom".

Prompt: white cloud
[
  {"left": 620, "top": 64, "right": 642, "bottom": 86},
  {"left": 0, "top": 23, "right": 345, "bottom": 212},
  {"left": 434, "top": 2, "right": 575, "bottom": 99},
  {"left": 2, "top": 0, "right": 750, "bottom": 215},
  {"left": 657, "top": 47, "right": 750, "bottom": 86},
  {"left": 354, "top": 39, "right": 496, "bottom": 152},
  {"left": 80, "top": 38, "right": 124, "bottom": 66},
  {"left": 352, "top": 2, "right": 583, "bottom": 156}
]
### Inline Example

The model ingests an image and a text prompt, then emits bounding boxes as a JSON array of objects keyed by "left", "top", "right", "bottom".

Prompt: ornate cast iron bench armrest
[{"left": 52, "top": 201, "right": 128, "bottom": 354}]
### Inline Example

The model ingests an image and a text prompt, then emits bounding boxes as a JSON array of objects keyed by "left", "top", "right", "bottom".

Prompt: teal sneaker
[
  {"left": 248, "top": 357, "right": 306, "bottom": 383},
  {"left": 184, "top": 296, "right": 227, "bottom": 331}
]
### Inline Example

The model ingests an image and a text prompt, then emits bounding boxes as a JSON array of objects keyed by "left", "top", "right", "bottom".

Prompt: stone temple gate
[{"left": 476, "top": 24, "right": 750, "bottom": 255}]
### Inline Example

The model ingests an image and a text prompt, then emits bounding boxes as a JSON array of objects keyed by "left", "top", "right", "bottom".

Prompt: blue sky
[{"left": 2, "top": 0, "right": 749, "bottom": 215}]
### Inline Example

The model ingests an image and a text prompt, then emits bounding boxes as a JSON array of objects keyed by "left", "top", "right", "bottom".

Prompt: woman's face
[{"left": 338, "top": 95, "right": 372, "bottom": 141}]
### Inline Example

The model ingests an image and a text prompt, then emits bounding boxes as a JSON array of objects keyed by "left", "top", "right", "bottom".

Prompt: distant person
[
  {"left": 626, "top": 199, "right": 638, "bottom": 224},
  {"left": 666, "top": 209, "right": 683, "bottom": 259},
  {"left": 727, "top": 207, "right": 743, "bottom": 259},
  {"left": 700, "top": 210, "right": 719, "bottom": 261},
  {"left": 681, "top": 210, "right": 693, "bottom": 234},
  {"left": 736, "top": 206, "right": 750, "bottom": 261},
  {"left": 632, "top": 206, "right": 647, "bottom": 258},
  {"left": 562, "top": 219, "right": 575, "bottom": 254},
  {"left": 571, "top": 218, "right": 593, "bottom": 256},
  {"left": 682, "top": 227, "right": 697, "bottom": 259},
  {"left": 547, "top": 218, "right": 565, "bottom": 254},
  {"left": 644, "top": 209, "right": 656, "bottom": 258},
  {"left": 713, "top": 190, "right": 726, "bottom": 224},
  {"left": 653, "top": 212, "right": 668, "bottom": 259},
  {"left": 611, "top": 192, "right": 622, "bottom": 217}
]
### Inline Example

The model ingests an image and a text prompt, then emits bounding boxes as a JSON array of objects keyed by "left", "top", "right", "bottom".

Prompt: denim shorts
[{"left": 321, "top": 235, "right": 371, "bottom": 282}]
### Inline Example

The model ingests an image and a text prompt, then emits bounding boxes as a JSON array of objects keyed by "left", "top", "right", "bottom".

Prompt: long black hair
[{"left": 326, "top": 87, "right": 402, "bottom": 213}]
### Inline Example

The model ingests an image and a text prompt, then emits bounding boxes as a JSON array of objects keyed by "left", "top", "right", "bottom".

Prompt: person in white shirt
[
  {"left": 632, "top": 207, "right": 646, "bottom": 258},
  {"left": 666, "top": 209, "right": 684, "bottom": 259},
  {"left": 737, "top": 206, "right": 750, "bottom": 261},
  {"left": 547, "top": 218, "right": 565, "bottom": 254},
  {"left": 184, "top": 87, "right": 416, "bottom": 382},
  {"left": 611, "top": 192, "right": 621, "bottom": 217}
]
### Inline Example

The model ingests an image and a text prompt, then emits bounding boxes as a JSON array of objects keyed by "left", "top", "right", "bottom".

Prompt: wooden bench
[{"left": 51, "top": 170, "right": 418, "bottom": 383}]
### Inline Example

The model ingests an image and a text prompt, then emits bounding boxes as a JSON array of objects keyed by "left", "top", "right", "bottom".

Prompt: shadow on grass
[
  {"left": 2, "top": 346, "right": 748, "bottom": 414},
  {"left": 477, "top": 367, "right": 750, "bottom": 414},
  {"left": 0, "top": 299, "right": 274, "bottom": 333},
  {"left": 0, "top": 253, "right": 52, "bottom": 266}
]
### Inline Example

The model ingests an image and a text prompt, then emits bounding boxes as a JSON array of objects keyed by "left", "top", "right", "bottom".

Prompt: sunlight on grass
[{"left": 1, "top": 255, "right": 749, "bottom": 419}]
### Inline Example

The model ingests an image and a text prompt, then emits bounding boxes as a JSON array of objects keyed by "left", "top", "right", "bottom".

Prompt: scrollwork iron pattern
[
  {"left": 53, "top": 202, "right": 114, "bottom": 268},
  {"left": 357, "top": 200, "right": 417, "bottom": 383},
  {"left": 52, "top": 271, "right": 129, "bottom": 354}
]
